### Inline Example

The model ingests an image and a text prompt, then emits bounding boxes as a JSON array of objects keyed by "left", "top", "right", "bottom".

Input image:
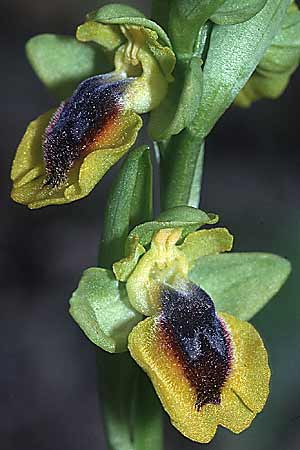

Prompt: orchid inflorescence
[{"left": 11, "top": 1, "right": 298, "bottom": 448}]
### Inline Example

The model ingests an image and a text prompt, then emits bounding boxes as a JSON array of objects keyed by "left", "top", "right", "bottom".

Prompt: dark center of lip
[
  {"left": 159, "top": 282, "right": 232, "bottom": 410},
  {"left": 43, "top": 74, "right": 132, "bottom": 188}
]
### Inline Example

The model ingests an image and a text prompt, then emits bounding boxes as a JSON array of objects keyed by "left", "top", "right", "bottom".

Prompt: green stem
[
  {"left": 97, "top": 351, "right": 163, "bottom": 450},
  {"left": 160, "top": 129, "right": 205, "bottom": 210},
  {"left": 97, "top": 147, "right": 163, "bottom": 450}
]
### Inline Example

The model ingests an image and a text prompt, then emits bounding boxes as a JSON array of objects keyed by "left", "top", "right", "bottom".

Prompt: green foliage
[
  {"left": 69, "top": 268, "right": 142, "bottom": 353},
  {"left": 20, "top": 2, "right": 297, "bottom": 447},
  {"left": 99, "top": 146, "right": 152, "bottom": 267},
  {"left": 168, "top": 0, "right": 226, "bottom": 54},
  {"left": 26, "top": 34, "right": 110, "bottom": 100},
  {"left": 128, "top": 206, "right": 218, "bottom": 247},
  {"left": 189, "top": 252, "right": 291, "bottom": 320},
  {"left": 98, "top": 351, "right": 163, "bottom": 450},
  {"left": 191, "top": 0, "right": 291, "bottom": 138},
  {"left": 236, "top": 3, "right": 300, "bottom": 106},
  {"left": 159, "top": 131, "right": 205, "bottom": 209},
  {"left": 211, "top": 0, "right": 268, "bottom": 25},
  {"left": 148, "top": 56, "right": 203, "bottom": 141}
]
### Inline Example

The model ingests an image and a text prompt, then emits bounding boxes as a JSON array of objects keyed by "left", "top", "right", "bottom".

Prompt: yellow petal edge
[{"left": 11, "top": 109, "right": 142, "bottom": 209}]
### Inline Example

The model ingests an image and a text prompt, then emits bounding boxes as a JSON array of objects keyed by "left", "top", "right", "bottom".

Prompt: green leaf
[
  {"left": 168, "top": 0, "right": 226, "bottom": 54},
  {"left": 189, "top": 252, "right": 291, "bottom": 320},
  {"left": 69, "top": 268, "right": 142, "bottom": 353},
  {"left": 211, "top": 0, "right": 268, "bottom": 25},
  {"left": 87, "top": 4, "right": 172, "bottom": 47},
  {"left": 148, "top": 56, "right": 203, "bottom": 141},
  {"left": 128, "top": 206, "right": 218, "bottom": 247},
  {"left": 99, "top": 146, "right": 152, "bottom": 267},
  {"left": 98, "top": 352, "right": 135, "bottom": 450},
  {"left": 179, "top": 228, "right": 233, "bottom": 265},
  {"left": 159, "top": 130, "right": 205, "bottom": 209},
  {"left": 97, "top": 351, "right": 163, "bottom": 450},
  {"left": 191, "top": 0, "right": 291, "bottom": 138},
  {"left": 26, "top": 34, "right": 111, "bottom": 100},
  {"left": 236, "top": 3, "right": 300, "bottom": 106},
  {"left": 131, "top": 369, "right": 163, "bottom": 450}
]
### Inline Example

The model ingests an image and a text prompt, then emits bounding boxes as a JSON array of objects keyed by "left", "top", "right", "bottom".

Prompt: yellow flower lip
[
  {"left": 43, "top": 73, "right": 133, "bottom": 188},
  {"left": 128, "top": 280, "right": 270, "bottom": 443},
  {"left": 11, "top": 74, "right": 142, "bottom": 209}
]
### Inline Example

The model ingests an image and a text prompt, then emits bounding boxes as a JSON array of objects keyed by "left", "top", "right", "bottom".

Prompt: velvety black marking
[
  {"left": 43, "top": 74, "right": 132, "bottom": 187},
  {"left": 159, "top": 282, "right": 232, "bottom": 410}
]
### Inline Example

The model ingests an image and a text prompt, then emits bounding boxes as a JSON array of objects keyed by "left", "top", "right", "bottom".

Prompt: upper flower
[
  {"left": 11, "top": 5, "right": 175, "bottom": 208},
  {"left": 69, "top": 206, "right": 291, "bottom": 443}
]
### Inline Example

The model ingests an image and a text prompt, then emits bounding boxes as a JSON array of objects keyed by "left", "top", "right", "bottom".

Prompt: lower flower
[
  {"left": 128, "top": 281, "right": 270, "bottom": 443},
  {"left": 70, "top": 214, "right": 289, "bottom": 443}
]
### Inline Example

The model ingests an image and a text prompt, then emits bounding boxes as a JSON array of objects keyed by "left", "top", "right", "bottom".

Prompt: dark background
[{"left": 1, "top": 1, "right": 299, "bottom": 449}]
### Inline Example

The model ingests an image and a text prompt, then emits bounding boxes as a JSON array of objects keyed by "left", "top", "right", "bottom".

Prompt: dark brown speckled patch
[{"left": 159, "top": 282, "right": 232, "bottom": 410}]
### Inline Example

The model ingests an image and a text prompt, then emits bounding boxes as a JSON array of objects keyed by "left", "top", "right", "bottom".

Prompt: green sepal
[
  {"left": 87, "top": 4, "right": 172, "bottom": 47},
  {"left": 148, "top": 56, "right": 202, "bottom": 141},
  {"left": 128, "top": 206, "right": 218, "bottom": 247},
  {"left": 113, "top": 236, "right": 146, "bottom": 282},
  {"left": 26, "top": 34, "right": 111, "bottom": 100},
  {"left": 236, "top": 3, "right": 300, "bottom": 107},
  {"left": 99, "top": 146, "right": 152, "bottom": 268},
  {"left": 211, "top": 0, "right": 268, "bottom": 25},
  {"left": 179, "top": 228, "right": 233, "bottom": 266},
  {"left": 189, "top": 252, "right": 291, "bottom": 320},
  {"left": 69, "top": 268, "right": 142, "bottom": 353},
  {"left": 191, "top": 0, "right": 291, "bottom": 138}
]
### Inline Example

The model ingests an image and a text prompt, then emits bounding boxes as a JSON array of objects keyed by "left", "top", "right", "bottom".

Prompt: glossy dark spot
[
  {"left": 43, "top": 74, "right": 132, "bottom": 187},
  {"left": 159, "top": 282, "right": 232, "bottom": 410}
]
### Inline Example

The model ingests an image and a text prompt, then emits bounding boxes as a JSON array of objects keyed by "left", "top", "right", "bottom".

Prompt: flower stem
[
  {"left": 97, "top": 146, "right": 163, "bottom": 450},
  {"left": 160, "top": 129, "right": 205, "bottom": 210}
]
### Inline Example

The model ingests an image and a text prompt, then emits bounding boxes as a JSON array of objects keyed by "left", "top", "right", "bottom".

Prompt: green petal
[
  {"left": 211, "top": 0, "right": 268, "bottom": 25},
  {"left": 128, "top": 206, "right": 218, "bottom": 247},
  {"left": 179, "top": 228, "right": 233, "bottom": 266},
  {"left": 26, "top": 34, "right": 111, "bottom": 100},
  {"left": 69, "top": 268, "right": 142, "bottom": 353},
  {"left": 11, "top": 110, "right": 142, "bottom": 209},
  {"left": 189, "top": 252, "right": 291, "bottom": 320}
]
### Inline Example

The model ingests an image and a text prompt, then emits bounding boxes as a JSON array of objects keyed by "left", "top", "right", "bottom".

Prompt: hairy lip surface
[
  {"left": 159, "top": 283, "right": 232, "bottom": 410},
  {"left": 43, "top": 74, "right": 131, "bottom": 188}
]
